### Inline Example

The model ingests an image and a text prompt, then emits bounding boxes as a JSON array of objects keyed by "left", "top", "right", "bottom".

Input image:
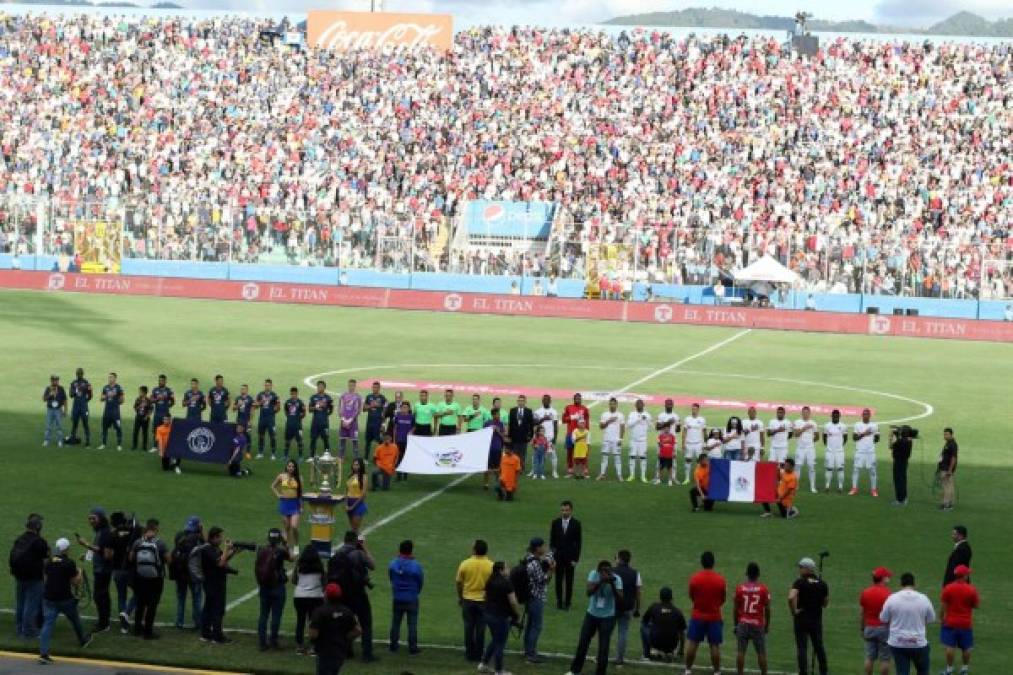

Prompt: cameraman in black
[
  {"left": 199, "top": 527, "right": 239, "bottom": 644},
  {"left": 255, "top": 528, "right": 293, "bottom": 651},
  {"left": 890, "top": 426, "right": 914, "bottom": 506},
  {"left": 328, "top": 531, "right": 376, "bottom": 663},
  {"left": 108, "top": 512, "right": 141, "bottom": 634}
]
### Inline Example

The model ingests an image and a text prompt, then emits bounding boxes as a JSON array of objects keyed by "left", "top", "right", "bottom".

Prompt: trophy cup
[
  {"left": 311, "top": 451, "right": 343, "bottom": 496},
  {"left": 303, "top": 451, "right": 345, "bottom": 556}
]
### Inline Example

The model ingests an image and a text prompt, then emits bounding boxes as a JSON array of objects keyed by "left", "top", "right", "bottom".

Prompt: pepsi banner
[{"left": 166, "top": 419, "right": 237, "bottom": 464}]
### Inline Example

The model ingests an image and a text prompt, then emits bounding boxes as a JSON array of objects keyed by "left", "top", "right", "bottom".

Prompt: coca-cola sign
[{"left": 307, "top": 11, "right": 453, "bottom": 51}]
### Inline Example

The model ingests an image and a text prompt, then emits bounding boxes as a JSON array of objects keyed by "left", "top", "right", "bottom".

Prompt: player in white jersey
[
  {"left": 597, "top": 397, "right": 624, "bottom": 481},
  {"left": 681, "top": 403, "right": 706, "bottom": 485},
  {"left": 655, "top": 399, "right": 681, "bottom": 481},
  {"left": 822, "top": 409, "right": 848, "bottom": 492},
  {"left": 850, "top": 408, "right": 881, "bottom": 496},
  {"left": 742, "top": 406, "right": 765, "bottom": 461},
  {"left": 793, "top": 406, "right": 819, "bottom": 493},
  {"left": 625, "top": 399, "right": 652, "bottom": 483},
  {"left": 534, "top": 394, "right": 560, "bottom": 478},
  {"left": 767, "top": 406, "right": 791, "bottom": 464}
]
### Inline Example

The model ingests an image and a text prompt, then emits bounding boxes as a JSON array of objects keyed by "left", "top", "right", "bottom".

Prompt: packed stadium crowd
[{"left": 0, "top": 14, "right": 1010, "bottom": 295}]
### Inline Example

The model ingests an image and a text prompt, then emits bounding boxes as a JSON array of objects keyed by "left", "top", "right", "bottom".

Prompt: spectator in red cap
[
  {"left": 940, "top": 565, "right": 978, "bottom": 675},
  {"left": 309, "top": 583, "right": 361, "bottom": 675},
  {"left": 859, "top": 567, "right": 893, "bottom": 675}
]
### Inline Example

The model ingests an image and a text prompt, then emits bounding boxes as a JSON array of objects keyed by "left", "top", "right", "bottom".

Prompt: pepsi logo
[{"left": 482, "top": 204, "right": 505, "bottom": 222}]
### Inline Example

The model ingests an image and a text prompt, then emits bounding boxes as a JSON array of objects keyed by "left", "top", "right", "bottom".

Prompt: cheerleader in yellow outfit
[{"left": 271, "top": 460, "right": 303, "bottom": 553}]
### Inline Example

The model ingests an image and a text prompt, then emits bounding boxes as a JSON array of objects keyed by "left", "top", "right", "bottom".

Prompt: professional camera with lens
[
  {"left": 231, "top": 541, "right": 258, "bottom": 552},
  {"left": 890, "top": 425, "right": 919, "bottom": 440}
]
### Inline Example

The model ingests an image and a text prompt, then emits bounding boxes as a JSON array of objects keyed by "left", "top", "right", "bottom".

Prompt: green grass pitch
[{"left": 0, "top": 289, "right": 1010, "bottom": 674}]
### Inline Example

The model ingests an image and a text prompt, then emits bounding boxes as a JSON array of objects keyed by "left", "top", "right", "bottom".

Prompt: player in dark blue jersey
[
  {"left": 132, "top": 386, "right": 153, "bottom": 450},
  {"left": 182, "top": 379, "right": 206, "bottom": 422},
  {"left": 362, "top": 381, "right": 387, "bottom": 462},
  {"left": 207, "top": 374, "right": 230, "bottom": 424},
  {"left": 149, "top": 375, "right": 175, "bottom": 452},
  {"left": 308, "top": 380, "right": 334, "bottom": 460},
  {"left": 68, "top": 367, "right": 92, "bottom": 446},
  {"left": 97, "top": 372, "right": 125, "bottom": 450},
  {"left": 256, "top": 379, "right": 280, "bottom": 460},
  {"left": 283, "top": 387, "right": 306, "bottom": 461},
  {"left": 228, "top": 424, "right": 251, "bottom": 478},
  {"left": 233, "top": 383, "right": 254, "bottom": 445}
]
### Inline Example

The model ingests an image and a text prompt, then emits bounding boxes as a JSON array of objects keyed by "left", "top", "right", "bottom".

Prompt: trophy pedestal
[{"left": 302, "top": 493, "right": 346, "bottom": 557}]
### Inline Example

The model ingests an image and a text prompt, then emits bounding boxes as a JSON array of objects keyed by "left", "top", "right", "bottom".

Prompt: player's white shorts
[
  {"left": 795, "top": 447, "right": 816, "bottom": 467},
  {"left": 629, "top": 440, "right": 647, "bottom": 458},
  {"left": 685, "top": 443, "right": 703, "bottom": 459},
  {"left": 769, "top": 446, "right": 788, "bottom": 464},
  {"left": 745, "top": 446, "right": 762, "bottom": 462},
  {"left": 854, "top": 452, "right": 877, "bottom": 470},
  {"left": 825, "top": 451, "right": 845, "bottom": 470},
  {"left": 601, "top": 440, "right": 620, "bottom": 455}
]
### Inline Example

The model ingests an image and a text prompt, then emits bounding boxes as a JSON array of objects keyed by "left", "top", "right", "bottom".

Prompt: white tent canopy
[{"left": 733, "top": 255, "right": 800, "bottom": 285}]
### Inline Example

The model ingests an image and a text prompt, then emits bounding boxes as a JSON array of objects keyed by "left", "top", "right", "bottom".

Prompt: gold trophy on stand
[{"left": 302, "top": 451, "right": 345, "bottom": 556}]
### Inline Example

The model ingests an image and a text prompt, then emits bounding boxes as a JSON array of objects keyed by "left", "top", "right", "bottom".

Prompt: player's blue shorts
[
  {"left": 940, "top": 626, "right": 973, "bottom": 650},
  {"left": 687, "top": 618, "right": 723, "bottom": 645}
]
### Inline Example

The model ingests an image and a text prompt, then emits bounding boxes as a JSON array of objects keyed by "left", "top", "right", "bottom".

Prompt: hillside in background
[{"left": 604, "top": 6, "right": 1013, "bottom": 37}]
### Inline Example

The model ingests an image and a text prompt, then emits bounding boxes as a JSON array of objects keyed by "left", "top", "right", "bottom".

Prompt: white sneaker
[
  {"left": 42, "top": 441, "right": 49, "bottom": 447},
  {"left": 97, "top": 444, "right": 106, "bottom": 450},
  {"left": 641, "top": 476, "right": 648, "bottom": 483},
  {"left": 540, "top": 475, "right": 546, "bottom": 480},
  {"left": 477, "top": 663, "right": 493, "bottom": 673},
  {"left": 117, "top": 445, "right": 122, "bottom": 451},
  {"left": 651, "top": 478, "right": 661, "bottom": 484},
  {"left": 761, "top": 512, "right": 772, "bottom": 518},
  {"left": 57, "top": 441, "right": 63, "bottom": 448},
  {"left": 271, "top": 455, "right": 276, "bottom": 461},
  {"left": 553, "top": 473, "right": 559, "bottom": 479},
  {"left": 256, "top": 453, "right": 263, "bottom": 460},
  {"left": 668, "top": 480, "right": 674, "bottom": 486},
  {"left": 527, "top": 472, "right": 535, "bottom": 478},
  {"left": 174, "top": 466, "right": 182, "bottom": 475},
  {"left": 810, "top": 486, "right": 817, "bottom": 493},
  {"left": 149, "top": 447, "right": 158, "bottom": 453}
]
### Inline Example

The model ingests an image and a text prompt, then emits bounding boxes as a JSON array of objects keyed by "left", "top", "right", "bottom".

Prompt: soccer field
[{"left": 1, "top": 289, "right": 1010, "bottom": 675}]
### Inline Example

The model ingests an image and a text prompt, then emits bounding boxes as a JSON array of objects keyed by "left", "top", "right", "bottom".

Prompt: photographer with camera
[
  {"left": 565, "top": 559, "right": 624, "bottom": 675},
  {"left": 890, "top": 426, "right": 914, "bottom": 505},
  {"left": 328, "top": 530, "right": 377, "bottom": 663},
  {"left": 255, "top": 528, "right": 293, "bottom": 651},
  {"left": 108, "top": 512, "right": 140, "bottom": 634},
  {"left": 199, "top": 527, "right": 242, "bottom": 644},
  {"left": 519, "top": 537, "right": 554, "bottom": 664}
]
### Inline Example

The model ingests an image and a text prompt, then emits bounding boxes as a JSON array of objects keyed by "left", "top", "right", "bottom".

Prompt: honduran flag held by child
[{"left": 709, "top": 460, "right": 779, "bottom": 503}]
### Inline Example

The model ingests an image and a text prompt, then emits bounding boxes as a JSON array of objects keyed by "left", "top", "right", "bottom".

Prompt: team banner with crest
[
  {"left": 399, "top": 427, "right": 492, "bottom": 475},
  {"left": 166, "top": 419, "right": 237, "bottom": 464}
]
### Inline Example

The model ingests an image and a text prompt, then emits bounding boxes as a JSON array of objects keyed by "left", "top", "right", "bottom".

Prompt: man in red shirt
[
  {"left": 685, "top": 550, "right": 726, "bottom": 675},
  {"left": 561, "top": 393, "right": 589, "bottom": 476},
  {"left": 734, "top": 562, "right": 771, "bottom": 675},
  {"left": 859, "top": 567, "right": 893, "bottom": 675},
  {"left": 940, "top": 564, "right": 978, "bottom": 675}
]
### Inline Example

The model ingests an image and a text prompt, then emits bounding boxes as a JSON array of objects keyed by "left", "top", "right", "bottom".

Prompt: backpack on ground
[
  {"left": 510, "top": 558, "right": 532, "bottom": 605},
  {"left": 255, "top": 546, "right": 278, "bottom": 587},
  {"left": 188, "top": 542, "right": 210, "bottom": 584},
  {"left": 134, "top": 539, "right": 163, "bottom": 579},
  {"left": 9, "top": 532, "right": 39, "bottom": 580}
]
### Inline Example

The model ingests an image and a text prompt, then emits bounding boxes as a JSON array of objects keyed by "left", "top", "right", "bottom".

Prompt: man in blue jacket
[{"left": 388, "top": 539, "right": 423, "bottom": 655}]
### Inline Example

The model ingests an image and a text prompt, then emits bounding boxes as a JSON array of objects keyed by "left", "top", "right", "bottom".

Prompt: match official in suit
[
  {"left": 943, "top": 525, "right": 971, "bottom": 586},
  {"left": 508, "top": 395, "right": 535, "bottom": 469},
  {"left": 549, "top": 500, "right": 582, "bottom": 610}
]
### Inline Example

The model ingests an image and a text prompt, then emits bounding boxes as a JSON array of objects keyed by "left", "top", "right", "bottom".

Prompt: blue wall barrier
[{"left": 3, "top": 254, "right": 1008, "bottom": 321}]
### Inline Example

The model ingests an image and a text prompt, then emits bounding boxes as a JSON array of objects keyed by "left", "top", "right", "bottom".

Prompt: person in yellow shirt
[
  {"left": 456, "top": 540, "right": 493, "bottom": 662},
  {"left": 345, "top": 458, "right": 368, "bottom": 533},
  {"left": 271, "top": 460, "right": 303, "bottom": 553},
  {"left": 572, "top": 419, "right": 589, "bottom": 479},
  {"left": 496, "top": 446, "right": 522, "bottom": 502},
  {"left": 370, "top": 432, "right": 399, "bottom": 491}
]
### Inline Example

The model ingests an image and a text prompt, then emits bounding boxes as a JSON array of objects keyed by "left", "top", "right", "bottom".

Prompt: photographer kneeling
[
  {"left": 255, "top": 528, "right": 293, "bottom": 651},
  {"left": 199, "top": 527, "right": 246, "bottom": 644}
]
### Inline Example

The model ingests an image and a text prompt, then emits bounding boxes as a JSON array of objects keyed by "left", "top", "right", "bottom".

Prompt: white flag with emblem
[{"left": 399, "top": 428, "right": 493, "bottom": 475}]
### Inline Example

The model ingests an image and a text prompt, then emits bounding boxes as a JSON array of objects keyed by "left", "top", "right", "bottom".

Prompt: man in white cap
[
  {"left": 788, "top": 557, "right": 829, "bottom": 675},
  {"left": 39, "top": 538, "right": 92, "bottom": 664}
]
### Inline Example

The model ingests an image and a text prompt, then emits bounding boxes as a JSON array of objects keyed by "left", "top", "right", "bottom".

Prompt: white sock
[
  {"left": 870, "top": 463, "right": 878, "bottom": 489},
  {"left": 852, "top": 466, "right": 860, "bottom": 489},
  {"left": 629, "top": 457, "right": 637, "bottom": 478}
]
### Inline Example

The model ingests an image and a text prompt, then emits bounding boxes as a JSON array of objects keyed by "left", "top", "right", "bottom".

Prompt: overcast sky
[{"left": 197, "top": 0, "right": 1011, "bottom": 28}]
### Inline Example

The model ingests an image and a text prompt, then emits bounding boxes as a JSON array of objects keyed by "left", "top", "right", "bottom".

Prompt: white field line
[
  {"left": 672, "top": 368, "right": 934, "bottom": 425},
  {"left": 584, "top": 328, "right": 753, "bottom": 410},
  {"left": 0, "top": 608, "right": 789, "bottom": 673}
]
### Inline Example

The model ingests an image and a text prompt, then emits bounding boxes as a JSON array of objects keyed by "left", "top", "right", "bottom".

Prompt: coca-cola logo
[{"left": 308, "top": 12, "right": 453, "bottom": 52}]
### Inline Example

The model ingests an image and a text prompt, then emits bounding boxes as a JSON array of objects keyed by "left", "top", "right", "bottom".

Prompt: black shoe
[
  {"left": 143, "top": 633, "right": 160, "bottom": 640},
  {"left": 38, "top": 655, "right": 53, "bottom": 665},
  {"left": 213, "top": 636, "right": 233, "bottom": 645},
  {"left": 409, "top": 648, "right": 422, "bottom": 655},
  {"left": 93, "top": 623, "right": 110, "bottom": 634},
  {"left": 80, "top": 634, "right": 93, "bottom": 649},
  {"left": 119, "top": 612, "right": 131, "bottom": 634}
]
